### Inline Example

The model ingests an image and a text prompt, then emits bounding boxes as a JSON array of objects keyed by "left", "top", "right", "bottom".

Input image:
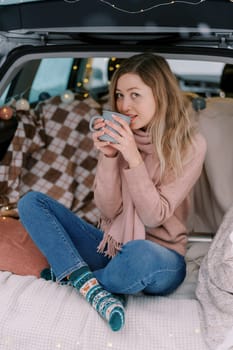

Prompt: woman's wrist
[
  {"left": 128, "top": 153, "right": 143, "bottom": 168},
  {"left": 128, "top": 159, "right": 142, "bottom": 168}
]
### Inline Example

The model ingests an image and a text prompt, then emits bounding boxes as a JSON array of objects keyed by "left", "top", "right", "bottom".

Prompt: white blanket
[
  {"left": 0, "top": 255, "right": 208, "bottom": 350},
  {"left": 196, "top": 205, "right": 233, "bottom": 350}
]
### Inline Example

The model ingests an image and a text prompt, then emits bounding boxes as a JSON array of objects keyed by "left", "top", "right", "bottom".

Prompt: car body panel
[{"left": 0, "top": 0, "right": 233, "bottom": 33}]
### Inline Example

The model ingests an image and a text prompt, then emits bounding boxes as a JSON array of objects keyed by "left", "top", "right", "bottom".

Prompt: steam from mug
[{"left": 89, "top": 110, "right": 131, "bottom": 143}]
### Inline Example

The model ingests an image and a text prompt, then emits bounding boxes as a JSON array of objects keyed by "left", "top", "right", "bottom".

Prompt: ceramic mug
[{"left": 89, "top": 110, "right": 131, "bottom": 143}]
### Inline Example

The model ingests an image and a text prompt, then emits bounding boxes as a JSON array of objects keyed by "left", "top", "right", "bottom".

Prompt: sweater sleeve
[
  {"left": 123, "top": 134, "right": 207, "bottom": 228},
  {"left": 93, "top": 153, "right": 123, "bottom": 219}
]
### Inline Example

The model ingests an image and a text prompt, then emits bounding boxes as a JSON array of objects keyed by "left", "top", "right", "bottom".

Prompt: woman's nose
[{"left": 119, "top": 97, "right": 131, "bottom": 113}]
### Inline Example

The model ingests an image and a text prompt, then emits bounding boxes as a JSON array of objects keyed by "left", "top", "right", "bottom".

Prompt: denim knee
[
  {"left": 18, "top": 191, "right": 34, "bottom": 211},
  {"left": 18, "top": 191, "right": 41, "bottom": 214},
  {"left": 94, "top": 240, "right": 160, "bottom": 293},
  {"left": 95, "top": 239, "right": 186, "bottom": 295}
]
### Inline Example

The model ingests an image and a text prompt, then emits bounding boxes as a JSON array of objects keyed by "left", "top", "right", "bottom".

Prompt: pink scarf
[{"left": 97, "top": 129, "right": 158, "bottom": 257}]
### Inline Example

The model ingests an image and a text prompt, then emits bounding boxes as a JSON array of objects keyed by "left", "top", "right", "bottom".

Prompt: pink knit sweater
[{"left": 94, "top": 130, "right": 207, "bottom": 257}]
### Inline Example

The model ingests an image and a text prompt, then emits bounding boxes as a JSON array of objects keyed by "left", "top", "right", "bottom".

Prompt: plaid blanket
[{"left": 0, "top": 95, "right": 101, "bottom": 225}]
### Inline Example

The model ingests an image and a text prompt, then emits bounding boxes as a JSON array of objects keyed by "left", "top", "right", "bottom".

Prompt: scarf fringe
[{"left": 97, "top": 233, "right": 122, "bottom": 258}]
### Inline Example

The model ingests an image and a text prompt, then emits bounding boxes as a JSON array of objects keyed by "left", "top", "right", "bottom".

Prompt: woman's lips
[
  {"left": 130, "top": 116, "right": 137, "bottom": 123},
  {"left": 123, "top": 114, "right": 137, "bottom": 125}
]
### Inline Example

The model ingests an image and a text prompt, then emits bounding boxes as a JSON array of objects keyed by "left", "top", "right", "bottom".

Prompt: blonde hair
[{"left": 109, "top": 53, "right": 196, "bottom": 179}]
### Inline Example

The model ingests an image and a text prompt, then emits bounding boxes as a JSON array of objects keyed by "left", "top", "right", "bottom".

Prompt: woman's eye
[
  {"left": 115, "top": 92, "right": 123, "bottom": 99},
  {"left": 131, "top": 92, "right": 139, "bottom": 98}
]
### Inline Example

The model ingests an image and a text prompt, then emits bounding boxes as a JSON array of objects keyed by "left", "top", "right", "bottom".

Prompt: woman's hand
[
  {"left": 92, "top": 118, "right": 118, "bottom": 158},
  {"left": 103, "top": 115, "right": 142, "bottom": 168}
]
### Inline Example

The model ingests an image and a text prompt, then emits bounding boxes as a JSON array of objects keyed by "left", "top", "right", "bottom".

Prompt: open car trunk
[{"left": 0, "top": 1, "right": 233, "bottom": 349}]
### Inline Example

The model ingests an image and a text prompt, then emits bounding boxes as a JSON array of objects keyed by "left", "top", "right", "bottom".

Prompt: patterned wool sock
[
  {"left": 69, "top": 266, "right": 125, "bottom": 332},
  {"left": 40, "top": 268, "right": 70, "bottom": 285},
  {"left": 40, "top": 267, "right": 56, "bottom": 281}
]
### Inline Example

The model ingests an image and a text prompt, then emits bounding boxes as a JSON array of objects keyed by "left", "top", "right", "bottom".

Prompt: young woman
[{"left": 18, "top": 53, "right": 206, "bottom": 332}]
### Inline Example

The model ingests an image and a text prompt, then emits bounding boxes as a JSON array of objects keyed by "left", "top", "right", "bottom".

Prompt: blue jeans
[{"left": 18, "top": 191, "right": 186, "bottom": 295}]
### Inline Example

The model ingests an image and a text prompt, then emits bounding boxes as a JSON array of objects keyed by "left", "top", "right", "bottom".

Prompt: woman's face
[{"left": 115, "top": 73, "right": 156, "bottom": 130}]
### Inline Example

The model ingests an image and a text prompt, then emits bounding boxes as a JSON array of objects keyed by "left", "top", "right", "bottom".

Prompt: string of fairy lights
[
  {"left": 0, "top": 90, "right": 77, "bottom": 119},
  {"left": 0, "top": 58, "right": 120, "bottom": 120},
  {"left": 0, "top": 0, "right": 232, "bottom": 5},
  {"left": 0, "top": 0, "right": 232, "bottom": 118},
  {"left": 64, "top": 0, "right": 207, "bottom": 14}
]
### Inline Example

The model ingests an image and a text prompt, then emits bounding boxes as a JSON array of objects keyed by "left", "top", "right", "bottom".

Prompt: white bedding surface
[
  {"left": 0, "top": 243, "right": 210, "bottom": 350},
  {"left": 0, "top": 271, "right": 207, "bottom": 350}
]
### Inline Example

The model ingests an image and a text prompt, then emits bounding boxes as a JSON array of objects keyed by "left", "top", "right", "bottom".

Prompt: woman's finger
[
  {"left": 112, "top": 115, "right": 131, "bottom": 130},
  {"left": 92, "top": 119, "right": 105, "bottom": 130},
  {"left": 105, "top": 120, "right": 129, "bottom": 137},
  {"left": 102, "top": 127, "right": 122, "bottom": 143}
]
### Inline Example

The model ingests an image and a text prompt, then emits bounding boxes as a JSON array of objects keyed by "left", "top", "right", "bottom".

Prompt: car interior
[
  {"left": 0, "top": 51, "right": 233, "bottom": 349},
  {"left": 0, "top": 0, "right": 233, "bottom": 349},
  {"left": 0, "top": 54, "right": 231, "bottom": 227}
]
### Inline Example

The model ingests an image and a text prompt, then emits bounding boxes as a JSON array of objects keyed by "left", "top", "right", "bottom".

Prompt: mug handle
[{"left": 89, "top": 115, "right": 103, "bottom": 132}]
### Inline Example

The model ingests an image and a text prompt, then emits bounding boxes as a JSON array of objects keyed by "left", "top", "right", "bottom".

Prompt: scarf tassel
[{"left": 97, "top": 233, "right": 122, "bottom": 258}]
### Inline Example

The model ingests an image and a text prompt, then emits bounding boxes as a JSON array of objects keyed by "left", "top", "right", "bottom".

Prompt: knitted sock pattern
[{"left": 70, "top": 268, "right": 125, "bottom": 332}]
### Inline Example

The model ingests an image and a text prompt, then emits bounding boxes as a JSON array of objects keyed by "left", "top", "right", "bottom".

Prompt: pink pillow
[{"left": 0, "top": 217, "right": 49, "bottom": 277}]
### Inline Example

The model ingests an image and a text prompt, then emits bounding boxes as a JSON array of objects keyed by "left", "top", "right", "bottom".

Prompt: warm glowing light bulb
[
  {"left": 15, "top": 98, "right": 30, "bottom": 111},
  {"left": 0, "top": 106, "right": 14, "bottom": 120},
  {"left": 60, "top": 90, "right": 75, "bottom": 104}
]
